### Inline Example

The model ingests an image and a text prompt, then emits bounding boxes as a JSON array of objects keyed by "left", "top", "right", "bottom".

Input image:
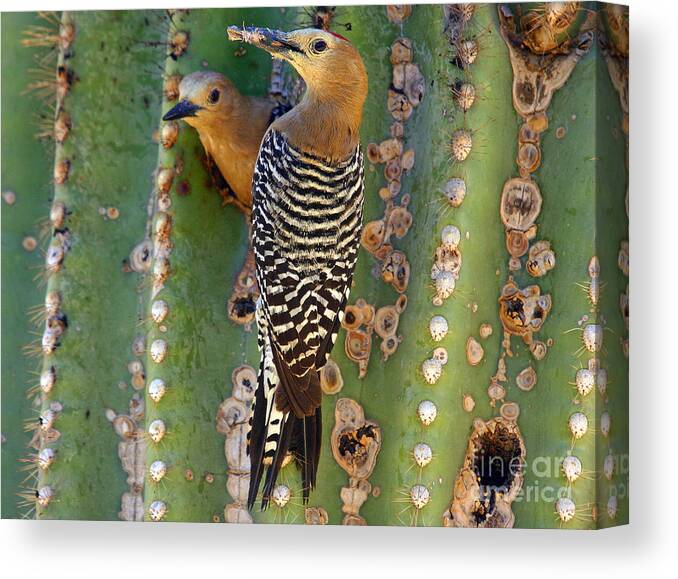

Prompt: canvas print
[{"left": 1, "top": 3, "right": 629, "bottom": 529}]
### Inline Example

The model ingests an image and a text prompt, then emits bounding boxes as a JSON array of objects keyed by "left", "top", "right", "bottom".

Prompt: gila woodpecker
[
  {"left": 163, "top": 71, "right": 289, "bottom": 325},
  {"left": 228, "top": 26, "right": 368, "bottom": 510}
]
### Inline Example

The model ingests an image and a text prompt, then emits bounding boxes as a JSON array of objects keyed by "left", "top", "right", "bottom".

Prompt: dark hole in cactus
[
  {"left": 505, "top": 297, "right": 525, "bottom": 323},
  {"left": 338, "top": 424, "right": 377, "bottom": 461},
  {"left": 469, "top": 424, "right": 522, "bottom": 525},
  {"left": 230, "top": 295, "right": 256, "bottom": 319},
  {"left": 505, "top": 295, "right": 545, "bottom": 326},
  {"left": 472, "top": 424, "right": 522, "bottom": 490}
]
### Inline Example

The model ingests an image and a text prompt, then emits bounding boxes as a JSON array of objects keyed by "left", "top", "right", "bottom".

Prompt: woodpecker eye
[
  {"left": 311, "top": 39, "right": 327, "bottom": 53},
  {"left": 207, "top": 88, "right": 220, "bottom": 104}
]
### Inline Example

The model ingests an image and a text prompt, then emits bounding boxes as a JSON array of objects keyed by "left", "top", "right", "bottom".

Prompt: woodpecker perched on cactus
[
  {"left": 163, "top": 70, "right": 287, "bottom": 213},
  {"left": 227, "top": 25, "right": 368, "bottom": 509},
  {"left": 163, "top": 72, "right": 290, "bottom": 325}
]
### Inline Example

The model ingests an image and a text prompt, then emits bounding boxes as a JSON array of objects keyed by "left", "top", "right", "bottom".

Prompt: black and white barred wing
[
  {"left": 247, "top": 129, "right": 363, "bottom": 507},
  {"left": 252, "top": 130, "right": 364, "bottom": 417}
]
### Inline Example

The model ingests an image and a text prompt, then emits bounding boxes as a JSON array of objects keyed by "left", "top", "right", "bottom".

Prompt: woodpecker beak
[
  {"left": 163, "top": 99, "right": 202, "bottom": 121},
  {"left": 227, "top": 26, "right": 301, "bottom": 60}
]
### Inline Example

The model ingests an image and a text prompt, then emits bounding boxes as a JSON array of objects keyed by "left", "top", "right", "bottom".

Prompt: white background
[{"left": 1, "top": 0, "right": 676, "bottom": 576}]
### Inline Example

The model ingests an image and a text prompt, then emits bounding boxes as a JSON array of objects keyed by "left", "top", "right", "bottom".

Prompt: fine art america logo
[{"left": 475, "top": 451, "right": 630, "bottom": 503}]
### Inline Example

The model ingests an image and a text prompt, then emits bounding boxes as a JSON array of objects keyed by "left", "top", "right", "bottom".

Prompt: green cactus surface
[
  {"left": 1, "top": 3, "right": 628, "bottom": 528},
  {"left": 29, "top": 10, "right": 168, "bottom": 520},
  {"left": 1, "top": 11, "right": 55, "bottom": 519}
]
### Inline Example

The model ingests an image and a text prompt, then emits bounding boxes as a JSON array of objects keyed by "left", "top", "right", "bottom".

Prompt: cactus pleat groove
[{"left": 1, "top": 3, "right": 628, "bottom": 528}]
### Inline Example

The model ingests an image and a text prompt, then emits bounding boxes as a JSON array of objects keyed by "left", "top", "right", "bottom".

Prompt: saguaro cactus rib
[
  {"left": 142, "top": 7, "right": 293, "bottom": 523},
  {"left": 1, "top": 12, "right": 54, "bottom": 519},
  {"left": 512, "top": 51, "right": 599, "bottom": 528},
  {"left": 487, "top": 4, "right": 596, "bottom": 528},
  {"left": 372, "top": 3, "right": 516, "bottom": 527},
  {"left": 491, "top": 3, "right": 629, "bottom": 529},
  {"left": 305, "top": 4, "right": 518, "bottom": 526},
  {"left": 31, "top": 10, "right": 167, "bottom": 520},
  {"left": 594, "top": 6, "right": 629, "bottom": 527}
]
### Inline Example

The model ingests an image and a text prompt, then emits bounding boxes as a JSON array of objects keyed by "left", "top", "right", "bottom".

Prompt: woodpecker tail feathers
[{"left": 247, "top": 324, "right": 322, "bottom": 510}]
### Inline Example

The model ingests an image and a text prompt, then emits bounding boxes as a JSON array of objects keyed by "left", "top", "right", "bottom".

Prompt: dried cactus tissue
[{"left": 1, "top": 3, "right": 628, "bottom": 530}]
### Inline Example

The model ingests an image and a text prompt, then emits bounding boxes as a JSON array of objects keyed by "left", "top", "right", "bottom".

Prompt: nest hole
[
  {"left": 506, "top": 297, "right": 526, "bottom": 324},
  {"left": 472, "top": 424, "right": 522, "bottom": 492},
  {"left": 230, "top": 295, "right": 256, "bottom": 319},
  {"left": 338, "top": 425, "right": 377, "bottom": 463}
]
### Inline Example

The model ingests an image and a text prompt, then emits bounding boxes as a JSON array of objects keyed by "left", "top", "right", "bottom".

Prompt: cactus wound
[
  {"left": 443, "top": 417, "right": 525, "bottom": 528},
  {"left": 331, "top": 398, "right": 382, "bottom": 525},
  {"left": 216, "top": 364, "right": 257, "bottom": 524}
]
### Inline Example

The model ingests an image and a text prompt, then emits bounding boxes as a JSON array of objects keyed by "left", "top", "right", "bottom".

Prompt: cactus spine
[
  {"left": 1, "top": 12, "right": 54, "bottom": 519},
  {"left": 27, "top": 10, "right": 167, "bottom": 520}
]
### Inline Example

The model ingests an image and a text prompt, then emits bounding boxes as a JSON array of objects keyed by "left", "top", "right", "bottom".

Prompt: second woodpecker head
[
  {"left": 227, "top": 26, "right": 367, "bottom": 111},
  {"left": 162, "top": 71, "right": 240, "bottom": 128}
]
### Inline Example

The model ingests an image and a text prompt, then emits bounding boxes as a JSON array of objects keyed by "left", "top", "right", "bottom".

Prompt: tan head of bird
[
  {"left": 163, "top": 71, "right": 241, "bottom": 127},
  {"left": 227, "top": 26, "right": 368, "bottom": 161}
]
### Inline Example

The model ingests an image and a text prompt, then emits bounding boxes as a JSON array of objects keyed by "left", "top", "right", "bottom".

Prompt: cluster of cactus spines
[
  {"left": 596, "top": 5, "right": 629, "bottom": 528},
  {"left": 3, "top": 4, "right": 628, "bottom": 528},
  {"left": 1, "top": 12, "right": 58, "bottom": 519}
]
